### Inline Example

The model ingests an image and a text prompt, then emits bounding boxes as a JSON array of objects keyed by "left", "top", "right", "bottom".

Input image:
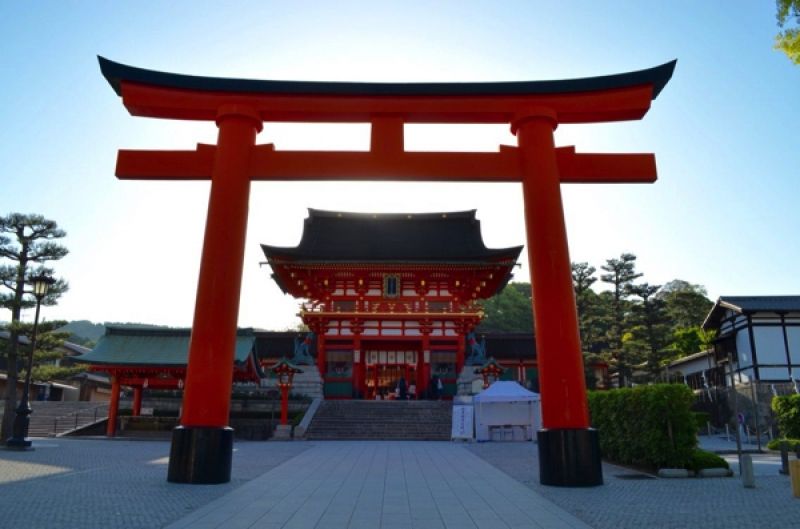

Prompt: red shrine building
[{"left": 262, "top": 209, "right": 522, "bottom": 400}]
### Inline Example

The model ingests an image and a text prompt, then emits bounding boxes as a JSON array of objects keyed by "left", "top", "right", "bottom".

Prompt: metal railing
[{"left": 53, "top": 404, "right": 109, "bottom": 436}]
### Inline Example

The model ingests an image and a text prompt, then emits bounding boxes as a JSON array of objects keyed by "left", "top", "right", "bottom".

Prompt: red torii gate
[{"left": 99, "top": 57, "right": 675, "bottom": 486}]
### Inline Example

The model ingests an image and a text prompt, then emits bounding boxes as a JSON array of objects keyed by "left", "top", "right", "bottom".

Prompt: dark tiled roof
[
  {"left": 75, "top": 326, "right": 256, "bottom": 367},
  {"left": 99, "top": 56, "right": 676, "bottom": 99},
  {"left": 262, "top": 209, "right": 522, "bottom": 264},
  {"left": 717, "top": 296, "right": 800, "bottom": 313},
  {"left": 703, "top": 296, "right": 800, "bottom": 329},
  {"left": 484, "top": 333, "right": 537, "bottom": 361}
]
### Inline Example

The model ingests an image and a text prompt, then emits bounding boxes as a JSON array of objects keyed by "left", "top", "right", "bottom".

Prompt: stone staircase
[
  {"left": 26, "top": 401, "right": 109, "bottom": 437},
  {"left": 305, "top": 400, "right": 452, "bottom": 440},
  {"left": 261, "top": 365, "right": 323, "bottom": 400}
]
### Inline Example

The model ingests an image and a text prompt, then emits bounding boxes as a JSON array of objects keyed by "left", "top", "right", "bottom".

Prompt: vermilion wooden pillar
[
  {"left": 167, "top": 105, "right": 262, "bottom": 484},
  {"left": 106, "top": 376, "right": 120, "bottom": 437},
  {"left": 353, "top": 333, "right": 363, "bottom": 397},
  {"left": 132, "top": 386, "right": 143, "bottom": 417},
  {"left": 280, "top": 386, "right": 290, "bottom": 425},
  {"left": 514, "top": 109, "right": 601, "bottom": 486}
]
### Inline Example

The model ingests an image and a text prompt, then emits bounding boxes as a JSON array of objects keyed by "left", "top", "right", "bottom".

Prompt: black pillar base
[
  {"left": 538, "top": 428, "right": 603, "bottom": 487},
  {"left": 167, "top": 426, "right": 233, "bottom": 484},
  {"left": 5, "top": 438, "right": 33, "bottom": 450}
]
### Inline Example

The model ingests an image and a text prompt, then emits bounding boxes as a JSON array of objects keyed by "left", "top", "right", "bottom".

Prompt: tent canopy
[{"left": 473, "top": 381, "right": 540, "bottom": 403}]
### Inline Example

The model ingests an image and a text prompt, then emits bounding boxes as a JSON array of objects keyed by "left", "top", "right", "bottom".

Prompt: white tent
[{"left": 473, "top": 381, "right": 541, "bottom": 441}]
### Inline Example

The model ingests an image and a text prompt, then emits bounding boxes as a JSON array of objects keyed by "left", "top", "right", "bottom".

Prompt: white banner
[{"left": 451, "top": 405, "right": 474, "bottom": 440}]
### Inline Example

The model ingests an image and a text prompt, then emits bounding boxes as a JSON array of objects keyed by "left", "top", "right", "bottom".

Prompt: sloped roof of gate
[
  {"left": 261, "top": 209, "right": 522, "bottom": 264},
  {"left": 74, "top": 325, "right": 256, "bottom": 367},
  {"left": 99, "top": 56, "right": 676, "bottom": 99}
]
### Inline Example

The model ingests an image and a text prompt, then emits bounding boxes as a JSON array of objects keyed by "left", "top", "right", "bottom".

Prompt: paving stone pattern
[
  {"left": 3, "top": 437, "right": 799, "bottom": 529},
  {"left": 167, "top": 441, "right": 590, "bottom": 529},
  {"left": 0, "top": 438, "right": 309, "bottom": 529},
  {"left": 467, "top": 442, "right": 800, "bottom": 529}
]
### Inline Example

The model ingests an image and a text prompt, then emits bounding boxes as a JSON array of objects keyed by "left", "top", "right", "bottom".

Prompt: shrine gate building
[{"left": 262, "top": 209, "right": 522, "bottom": 399}]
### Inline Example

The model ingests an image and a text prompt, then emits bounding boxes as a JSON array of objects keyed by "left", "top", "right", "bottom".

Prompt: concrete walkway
[{"left": 167, "top": 442, "right": 589, "bottom": 529}]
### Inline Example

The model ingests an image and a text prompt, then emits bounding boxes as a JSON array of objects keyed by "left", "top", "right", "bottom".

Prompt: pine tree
[
  {"left": 626, "top": 282, "right": 671, "bottom": 381},
  {"left": 0, "top": 213, "right": 68, "bottom": 444},
  {"left": 600, "top": 253, "right": 642, "bottom": 387}
]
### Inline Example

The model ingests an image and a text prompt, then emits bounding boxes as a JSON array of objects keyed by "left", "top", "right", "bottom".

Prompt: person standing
[{"left": 398, "top": 377, "right": 408, "bottom": 400}]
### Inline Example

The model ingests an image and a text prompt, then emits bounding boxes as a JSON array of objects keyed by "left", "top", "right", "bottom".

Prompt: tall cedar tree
[
  {"left": 626, "top": 282, "right": 671, "bottom": 380},
  {"left": 600, "top": 253, "right": 641, "bottom": 387},
  {"left": 0, "top": 213, "right": 68, "bottom": 444},
  {"left": 572, "top": 262, "right": 598, "bottom": 350}
]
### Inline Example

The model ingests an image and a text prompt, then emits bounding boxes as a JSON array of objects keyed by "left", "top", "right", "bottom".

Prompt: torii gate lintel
[{"left": 100, "top": 56, "right": 675, "bottom": 487}]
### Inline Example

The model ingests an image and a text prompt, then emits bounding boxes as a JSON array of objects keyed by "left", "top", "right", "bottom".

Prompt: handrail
[{"left": 52, "top": 404, "right": 109, "bottom": 436}]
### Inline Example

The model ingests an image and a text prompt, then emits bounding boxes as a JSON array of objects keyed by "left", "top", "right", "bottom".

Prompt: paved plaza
[{"left": 0, "top": 437, "right": 798, "bottom": 529}]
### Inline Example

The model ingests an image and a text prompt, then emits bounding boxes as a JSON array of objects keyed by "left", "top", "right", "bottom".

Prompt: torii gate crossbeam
[{"left": 99, "top": 57, "right": 675, "bottom": 487}]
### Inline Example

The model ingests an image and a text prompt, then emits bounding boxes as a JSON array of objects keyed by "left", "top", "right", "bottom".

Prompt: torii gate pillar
[
  {"left": 167, "top": 107, "right": 261, "bottom": 484},
  {"left": 99, "top": 56, "right": 675, "bottom": 486},
  {"left": 515, "top": 109, "right": 600, "bottom": 485}
]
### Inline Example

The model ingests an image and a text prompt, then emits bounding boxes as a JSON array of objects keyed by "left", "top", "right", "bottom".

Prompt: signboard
[{"left": 451, "top": 405, "right": 474, "bottom": 440}]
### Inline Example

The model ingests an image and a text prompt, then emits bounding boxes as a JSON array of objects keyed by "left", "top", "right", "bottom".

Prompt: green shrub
[
  {"left": 772, "top": 394, "right": 800, "bottom": 439},
  {"left": 686, "top": 449, "right": 729, "bottom": 472},
  {"left": 692, "top": 411, "right": 711, "bottom": 429},
  {"left": 588, "top": 384, "right": 697, "bottom": 470},
  {"left": 766, "top": 438, "right": 800, "bottom": 451}
]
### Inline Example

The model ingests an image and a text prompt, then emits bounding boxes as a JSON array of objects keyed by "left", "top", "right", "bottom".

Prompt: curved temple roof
[
  {"left": 261, "top": 209, "right": 523, "bottom": 264},
  {"left": 75, "top": 326, "right": 258, "bottom": 368},
  {"left": 99, "top": 56, "right": 676, "bottom": 100}
]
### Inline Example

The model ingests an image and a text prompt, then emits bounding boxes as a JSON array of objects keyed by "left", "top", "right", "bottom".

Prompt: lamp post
[
  {"left": 474, "top": 357, "right": 506, "bottom": 389},
  {"left": 269, "top": 358, "right": 303, "bottom": 426},
  {"left": 7, "top": 273, "right": 55, "bottom": 449}
]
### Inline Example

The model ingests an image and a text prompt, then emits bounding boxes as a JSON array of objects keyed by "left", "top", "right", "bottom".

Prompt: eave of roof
[
  {"left": 262, "top": 209, "right": 523, "bottom": 264},
  {"left": 703, "top": 295, "right": 800, "bottom": 329},
  {"left": 99, "top": 56, "right": 676, "bottom": 100},
  {"left": 75, "top": 326, "right": 257, "bottom": 367}
]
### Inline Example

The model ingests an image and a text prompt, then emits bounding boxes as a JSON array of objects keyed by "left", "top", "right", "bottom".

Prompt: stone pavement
[
  {"left": 167, "top": 441, "right": 589, "bottom": 529},
  {"left": 2, "top": 437, "right": 799, "bottom": 529},
  {"left": 467, "top": 441, "right": 800, "bottom": 529},
  {"left": 0, "top": 438, "right": 309, "bottom": 529}
]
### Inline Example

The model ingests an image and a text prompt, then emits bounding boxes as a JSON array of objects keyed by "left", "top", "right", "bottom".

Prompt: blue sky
[{"left": 1, "top": 1, "right": 798, "bottom": 329}]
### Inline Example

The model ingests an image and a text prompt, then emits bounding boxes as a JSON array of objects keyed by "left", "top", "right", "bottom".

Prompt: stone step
[{"left": 306, "top": 400, "right": 452, "bottom": 441}]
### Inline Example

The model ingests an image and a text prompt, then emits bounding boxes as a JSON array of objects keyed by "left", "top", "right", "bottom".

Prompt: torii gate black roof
[
  {"left": 99, "top": 56, "right": 676, "bottom": 99},
  {"left": 261, "top": 209, "right": 523, "bottom": 264}
]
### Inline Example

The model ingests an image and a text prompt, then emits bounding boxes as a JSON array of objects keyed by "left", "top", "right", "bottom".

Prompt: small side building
[{"left": 703, "top": 295, "right": 800, "bottom": 385}]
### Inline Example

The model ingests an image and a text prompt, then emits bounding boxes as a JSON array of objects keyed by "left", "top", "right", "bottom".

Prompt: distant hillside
[{"left": 58, "top": 320, "right": 106, "bottom": 346}]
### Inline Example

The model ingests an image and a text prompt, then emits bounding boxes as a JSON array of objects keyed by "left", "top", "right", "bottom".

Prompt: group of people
[
  {"left": 374, "top": 376, "right": 416, "bottom": 400},
  {"left": 373, "top": 375, "right": 445, "bottom": 400}
]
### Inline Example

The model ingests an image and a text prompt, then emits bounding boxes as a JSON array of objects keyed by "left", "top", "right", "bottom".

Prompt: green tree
[
  {"left": 477, "top": 282, "right": 534, "bottom": 333},
  {"left": 572, "top": 262, "right": 596, "bottom": 346},
  {"left": 657, "top": 280, "right": 713, "bottom": 329},
  {"left": 1, "top": 320, "right": 80, "bottom": 383},
  {"left": 600, "top": 253, "right": 642, "bottom": 387},
  {"left": 626, "top": 283, "right": 671, "bottom": 380},
  {"left": 0, "top": 213, "right": 68, "bottom": 444},
  {"left": 571, "top": 262, "right": 615, "bottom": 353},
  {"left": 776, "top": 0, "right": 800, "bottom": 64}
]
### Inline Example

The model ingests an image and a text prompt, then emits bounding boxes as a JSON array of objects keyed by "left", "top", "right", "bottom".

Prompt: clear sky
[{"left": 1, "top": 1, "right": 798, "bottom": 330}]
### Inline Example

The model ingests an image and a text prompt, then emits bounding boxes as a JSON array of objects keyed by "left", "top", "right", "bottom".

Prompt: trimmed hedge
[
  {"left": 686, "top": 449, "right": 729, "bottom": 472},
  {"left": 766, "top": 438, "right": 800, "bottom": 451},
  {"left": 772, "top": 394, "right": 800, "bottom": 439},
  {"left": 588, "top": 384, "right": 697, "bottom": 470},
  {"left": 692, "top": 412, "right": 711, "bottom": 429}
]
